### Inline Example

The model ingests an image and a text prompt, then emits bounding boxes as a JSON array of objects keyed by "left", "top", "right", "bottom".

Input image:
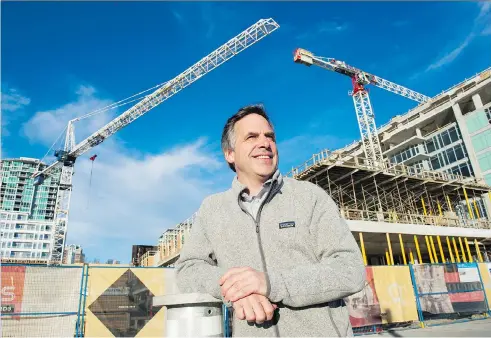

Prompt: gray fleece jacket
[{"left": 175, "top": 173, "right": 366, "bottom": 337}]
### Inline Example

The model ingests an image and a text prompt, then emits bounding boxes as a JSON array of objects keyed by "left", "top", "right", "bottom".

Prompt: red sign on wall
[{"left": 1, "top": 266, "right": 26, "bottom": 315}]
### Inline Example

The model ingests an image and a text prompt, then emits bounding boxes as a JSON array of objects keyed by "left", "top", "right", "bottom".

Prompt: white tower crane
[
  {"left": 32, "top": 18, "right": 280, "bottom": 265},
  {"left": 293, "top": 48, "right": 431, "bottom": 167}
]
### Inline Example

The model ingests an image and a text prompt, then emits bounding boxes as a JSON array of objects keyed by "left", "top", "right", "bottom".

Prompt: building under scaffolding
[{"left": 287, "top": 151, "right": 491, "bottom": 266}]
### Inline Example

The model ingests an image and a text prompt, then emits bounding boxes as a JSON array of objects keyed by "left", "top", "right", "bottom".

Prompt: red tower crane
[{"left": 293, "top": 48, "right": 431, "bottom": 166}]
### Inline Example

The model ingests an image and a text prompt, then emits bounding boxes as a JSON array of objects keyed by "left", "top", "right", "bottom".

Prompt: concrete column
[
  {"left": 454, "top": 102, "right": 491, "bottom": 220},
  {"left": 472, "top": 94, "right": 484, "bottom": 109},
  {"left": 416, "top": 128, "right": 422, "bottom": 137},
  {"left": 452, "top": 103, "right": 482, "bottom": 178}
]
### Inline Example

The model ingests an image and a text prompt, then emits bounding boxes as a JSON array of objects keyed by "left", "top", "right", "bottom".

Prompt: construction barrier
[
  {"left": 347, "top": 266, "right": 420, "bottom": 334},
  {"left": 480, "top": 263, "right": 491, "bottom": 309},
  {"left": 0, "top": 264, "right": 83, "bottom": 337},
  {"left": 410, "top": 262, "right": 490, "bottom": 326},
  {"left": 1, "top": 263, "right": 491, "bottom": 336},
  {"left": 83, "top": 266, "right": 176, "bottom": 337}
]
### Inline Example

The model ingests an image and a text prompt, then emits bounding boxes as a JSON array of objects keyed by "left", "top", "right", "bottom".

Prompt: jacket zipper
[{"left": 249, "top": 182, "right": 280, "bottom": 337}]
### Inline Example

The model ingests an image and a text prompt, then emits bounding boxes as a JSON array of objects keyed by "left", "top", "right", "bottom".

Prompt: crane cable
[
  {"left": 72, "top": 81, "right": 168, "bottom": 122},
  {"left": 36, "top": 81, "right": 168, "bottom": 174},
  {"left": 86, "top": 155, "right": 97, "bottom": 209}
]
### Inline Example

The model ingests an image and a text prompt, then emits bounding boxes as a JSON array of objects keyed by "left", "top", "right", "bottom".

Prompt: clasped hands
[{"left": 219, "top": 267, "right": 277, "bottom": 324}]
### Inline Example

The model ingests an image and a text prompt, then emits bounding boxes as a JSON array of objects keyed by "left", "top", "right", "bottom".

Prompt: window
[
  {"left": 460, "top": 164, "right": 471, "bottom": 177},
  {"left": 455, "top": 144, "right": 465, "bottom": 160},
  {"left": 449, "top": 127, "right": 459, "bottom": 143},
  {"left": 431, "top": 156, "right": 441, "bottom": 170},
  {"left": 441, "top": 131, "right": 451, "bottom": 147},
  {"left": 426, "top": 139, "right": 436, "bottom": 153},
  {"left": 446, "top": 147, "right": 457, "bottom": 163}
]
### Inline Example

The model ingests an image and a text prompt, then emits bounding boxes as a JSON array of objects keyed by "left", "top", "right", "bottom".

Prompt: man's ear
[{"left": 224, "top": 149, "right": 235, "bottom": 167}]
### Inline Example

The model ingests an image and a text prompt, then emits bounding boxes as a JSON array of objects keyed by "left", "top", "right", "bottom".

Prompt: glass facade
[
  {"left": 388, "top": 124, "right": 475, "bottom": 179},
  {"left": 0, "top": 158, "right": 61, "bottom": 261},
  {"left": 467, "top": 104, "right": 491, "bottom": 187}
]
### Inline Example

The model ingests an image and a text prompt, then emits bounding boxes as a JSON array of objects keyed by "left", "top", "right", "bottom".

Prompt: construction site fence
[{"left": 1, "top": 263, "right": 490, "bottom": 337}]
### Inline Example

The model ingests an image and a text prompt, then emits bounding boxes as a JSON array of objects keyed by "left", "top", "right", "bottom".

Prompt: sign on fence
[
  {"left": 372, "top": 266, "right": 419, "bottom": 324},
  {"left": 1, "top": 265, "right": 82, "bottom": 337},
  {"left": 84, "top": 267, "right": 176, "bottom": 337},
  {"left": 411, "top": 263, "right": 489, "bottom": 322},
  {"left": 345, "top": 266, "right": 419, "bottom": 328},
  {"left": 1, "top": 266, "right": 26, "bottom": 315}
]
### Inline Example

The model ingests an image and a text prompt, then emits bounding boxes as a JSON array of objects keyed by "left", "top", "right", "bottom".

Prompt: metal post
[
  {"left": 80, "top": 264, "right": 89, "bottom": 337},
  {"left": 408, "top": 264, "right": 425, "bottom": 328},
  {"left": 446, "top": 237, "right": 455, "bottom": 263},
  {"left": 399, "top": 233, "right": 407, "bottom": 265},
  {"left": 475, "top": 239, "right": 484, "bottom": 263},
  {"left": 459, "top": 237, "right": 467, "bottom": 263},
  {"left": 425, "top": 236, "right": 434, "bottom": 263},
  {"left": 352, "top": 174, "right": 358, "bottom": 210},
  {"left": 465, "top": 237, "right": 474, "bottom": 263},
  {"left": 75, "top": 264, "right": 86, "bottom": 337},
  {"left": 359, "top": 232, "right": 368, "bottom": 266},
  {"left": 387, "top": 233, "right": 394, "bottom": 265},
  {"left": 414, "top": 235, "right": 423, "bottom": 264},
  {"left": 430, "top": 236, "right": 439, "bottom": 263},
  {"left": 463, "top": 188, "right": 474, "bottom": 219},
  {"left": 453, "top": 237, "right": 461, "bottom": 263},
  {"left": 409, "top": 250, "right": 415, "bottom": 264},
  {"left": 437, "top": 236, "right": 445, "bottom": 263},
  {"left": 421, "top": 197, "right": 428, "bottom": 216},
  {"left": 446, "top": 194, "right": 453, "bottom": 212}
]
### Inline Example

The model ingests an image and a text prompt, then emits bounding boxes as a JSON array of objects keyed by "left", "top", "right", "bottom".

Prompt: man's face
[{"left": 225, "top": 113, "right": 278, "bottom": 180}]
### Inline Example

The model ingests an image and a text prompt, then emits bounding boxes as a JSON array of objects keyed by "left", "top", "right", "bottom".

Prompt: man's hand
[
  {"left": 233, "top": 294, "right": 277, "bottom": 324},
  {"left": 220, "top": 267, "right": 268, "bottom": 302}
]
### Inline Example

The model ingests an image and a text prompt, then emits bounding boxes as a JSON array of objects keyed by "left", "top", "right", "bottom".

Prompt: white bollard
[{"left": 153, "top": 293, "right": 224, "bottom": 337}]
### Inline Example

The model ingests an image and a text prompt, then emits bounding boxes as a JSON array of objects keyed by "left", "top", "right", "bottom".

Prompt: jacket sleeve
[
  {"left": 266, "top": 187, "right": 366, "bottom": 308},
  {"left": 175, "top": 199, "right": 227, "bottom": 300}
]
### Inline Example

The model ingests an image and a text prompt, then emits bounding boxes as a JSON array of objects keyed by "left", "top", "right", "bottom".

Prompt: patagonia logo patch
[{"left": 279, "top": 221, "right": 295, "bottom": 229}]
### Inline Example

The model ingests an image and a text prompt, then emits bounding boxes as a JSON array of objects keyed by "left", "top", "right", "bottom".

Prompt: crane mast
[
  {"left": 35, "top": 18, "right": 280, "bottom": 265},
  {"left": 293, "top": 48, "right": 431, "bottom": 167}
]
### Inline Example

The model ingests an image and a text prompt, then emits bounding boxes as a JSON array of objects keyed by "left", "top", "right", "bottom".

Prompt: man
[{"left": 176, "top": 104, "right": 366, "bottom": 337}]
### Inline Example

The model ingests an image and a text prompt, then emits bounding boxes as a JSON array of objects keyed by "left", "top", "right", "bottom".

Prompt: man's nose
[{"left": 259, "top": 135, "right": 271, "bottom": 148}]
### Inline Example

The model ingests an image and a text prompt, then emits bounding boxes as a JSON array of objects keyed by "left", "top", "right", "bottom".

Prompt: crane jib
[{"left": 33, "top": 18, "right": 280, "bottom": 180}]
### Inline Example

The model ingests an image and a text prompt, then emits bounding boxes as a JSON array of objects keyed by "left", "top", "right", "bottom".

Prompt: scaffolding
[
  {"left": 153, "top": 213, "right": 196, "bottom": 267},
  {"left": 286, "top": 150, "right": 491, "bottom": 230}
]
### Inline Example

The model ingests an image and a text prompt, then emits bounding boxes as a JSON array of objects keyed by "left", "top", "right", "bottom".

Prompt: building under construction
[{"left": 144, "top": 67, "right": 491, "bottom": 268}]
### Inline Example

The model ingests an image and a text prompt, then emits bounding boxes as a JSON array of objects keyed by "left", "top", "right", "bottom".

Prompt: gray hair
[{"left": 221, "top": 104, "right": 274, "bottom": 172}]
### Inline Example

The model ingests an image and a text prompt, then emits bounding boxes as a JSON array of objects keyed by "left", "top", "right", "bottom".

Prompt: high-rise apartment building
[
  {"left": 0, "top": 157, "right": 61, "bottom": 263},
  {"left": 63, "top": 244, "right": 85, "bottom": 264}
]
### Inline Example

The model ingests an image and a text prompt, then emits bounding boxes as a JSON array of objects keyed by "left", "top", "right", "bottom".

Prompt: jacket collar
[{"left": 231, "top": 168, "right": 283, "bottom": 198}]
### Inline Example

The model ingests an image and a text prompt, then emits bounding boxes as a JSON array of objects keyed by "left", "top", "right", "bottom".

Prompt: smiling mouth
[{"left": 253, "top": 155, "right": 273, "bottom": 159}]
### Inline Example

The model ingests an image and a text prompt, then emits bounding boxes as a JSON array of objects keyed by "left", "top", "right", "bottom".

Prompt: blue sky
[{"left": 2, "top": 1, "right": 490, "bottom": 263}]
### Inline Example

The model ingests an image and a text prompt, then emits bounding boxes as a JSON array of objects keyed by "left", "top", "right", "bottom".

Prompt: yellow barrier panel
[
  {"left": 478, "top": 263, "right": 491, "bottom": 311},
  {"left": 372, "top": 266, "right": 419, "bottom": 324},
  {"left": 85, "top": 267, "right": 174, "bottom": 337}
]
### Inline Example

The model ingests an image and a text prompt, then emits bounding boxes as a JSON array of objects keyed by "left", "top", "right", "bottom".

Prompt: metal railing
[
  {"left": 341, "top": 208, "right": 491, "bottom": 230},
  {"left": 286, "top": 151, "right": 490, "bottom": 189}
]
